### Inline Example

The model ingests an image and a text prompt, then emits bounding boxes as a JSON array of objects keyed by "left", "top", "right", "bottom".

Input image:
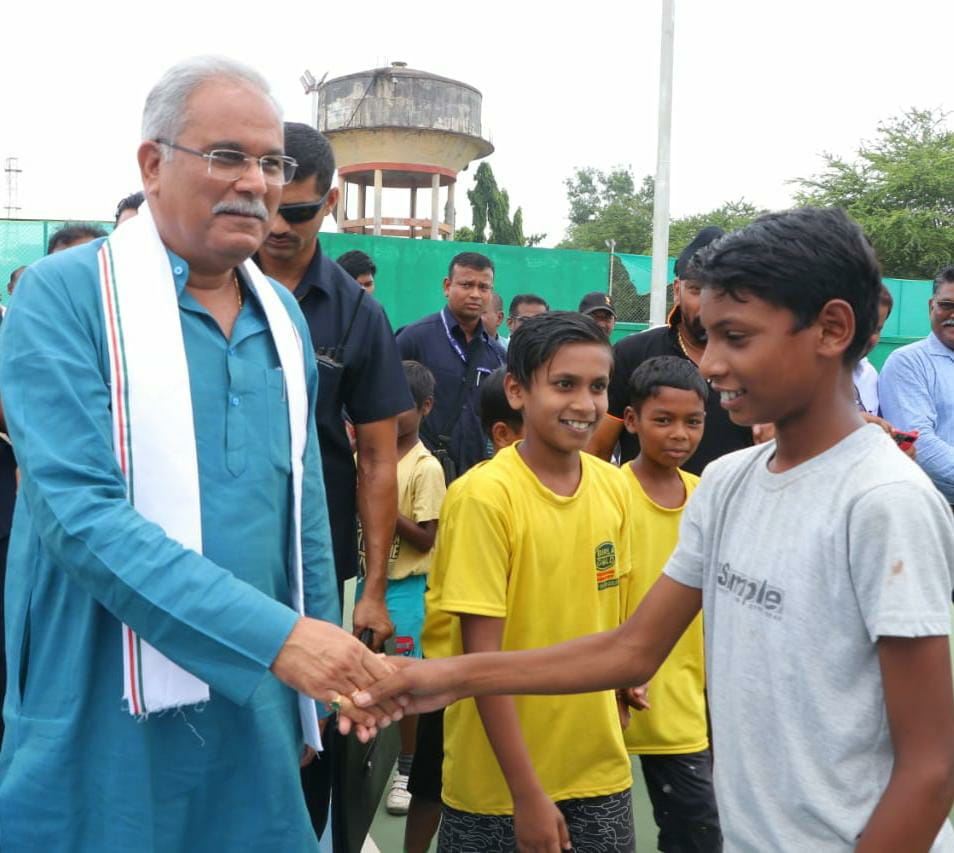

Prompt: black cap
[
  {"left": 674, "top": 226, "right": 726, "bottom": 279},
  {"left": 578, "top": 291, "right": 616, "bottom": 317}
]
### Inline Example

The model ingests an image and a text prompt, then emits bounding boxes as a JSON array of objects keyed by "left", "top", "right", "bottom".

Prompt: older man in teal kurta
[{"left": 0, "top": 58, "right": 391, "bottom": 852}]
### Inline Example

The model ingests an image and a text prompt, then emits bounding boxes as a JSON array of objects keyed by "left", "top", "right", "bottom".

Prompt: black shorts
[
  {"left": 438, "top": 789, "right": 634, "bottom": 853},
  {"left": 637, "top": 749, "right": 722, "bottom": 852},
  {"left": 407, "top": 708, "right": 444, "bottom": 802}
]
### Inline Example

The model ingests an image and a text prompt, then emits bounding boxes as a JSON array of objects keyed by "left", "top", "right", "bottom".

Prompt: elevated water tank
[{"left": 316, "top": 63, "right": 494, "bottom": 239}]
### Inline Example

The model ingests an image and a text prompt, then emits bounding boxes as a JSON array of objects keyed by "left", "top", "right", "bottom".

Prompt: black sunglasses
[{"left": 277, "top": 190, "right": 330, "bottom": 224}]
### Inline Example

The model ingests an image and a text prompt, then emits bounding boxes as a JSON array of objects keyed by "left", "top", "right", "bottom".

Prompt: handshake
[{"left": 271, "top": 617, "right": 464, "bottom": 741}]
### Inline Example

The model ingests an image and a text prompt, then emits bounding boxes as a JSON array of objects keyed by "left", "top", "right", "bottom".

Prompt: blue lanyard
[
  {"left": 439, "top": 308, "right": 505, "bottom": 376},
  {"left": 440, "top": 308, "right": 470, "bottom": 364}
]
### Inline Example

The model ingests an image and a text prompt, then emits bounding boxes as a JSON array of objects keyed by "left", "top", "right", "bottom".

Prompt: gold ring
[{"left": 328, "top": 694, "right": 342, "bottom": 713}]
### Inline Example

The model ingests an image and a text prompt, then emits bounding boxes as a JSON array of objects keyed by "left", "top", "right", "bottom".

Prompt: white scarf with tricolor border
[{"left": 98, "top": 203, "right": 320, "bottom": 750}]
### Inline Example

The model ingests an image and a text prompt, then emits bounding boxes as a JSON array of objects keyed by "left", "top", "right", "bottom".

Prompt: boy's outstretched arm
[
  {"left": 856, "top": 635, "right": 954, "bottom": 852},
  {"left": 354, "top": 575, "right": 701, "bottom": 714},
  {"left": 462, "top": 615, "right": 571, "bottom": 852}
]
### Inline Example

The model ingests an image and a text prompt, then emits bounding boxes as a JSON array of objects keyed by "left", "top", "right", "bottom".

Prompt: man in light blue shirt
[{"left": 880, "top": 266, "right": 954, "bottom": 505}]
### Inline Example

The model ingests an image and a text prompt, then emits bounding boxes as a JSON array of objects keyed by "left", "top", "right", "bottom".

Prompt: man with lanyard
[
  {"left": 397, "top": 252, "right": 506, "bottom": 479},
  {"left": 587, "top": 226, "right": 754, "bottom": 473},
  {"left": 0, "top": 57, "right": 397, "bottom": 852}
]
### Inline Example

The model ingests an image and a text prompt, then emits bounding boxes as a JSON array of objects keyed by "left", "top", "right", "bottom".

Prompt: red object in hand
[{"left": 891, "top": 429, "right": 919, "bottom": 452}]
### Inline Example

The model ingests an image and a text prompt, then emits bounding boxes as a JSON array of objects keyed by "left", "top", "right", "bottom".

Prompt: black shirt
[
  {"left": 397, "top": 307, "right": 506, "bottom": 475},
  {"left": 607, "top": 324, "right": 753, "bottom": 475},
  {"left": 256, "top": 241, "right": 412, "bottom": 582}
]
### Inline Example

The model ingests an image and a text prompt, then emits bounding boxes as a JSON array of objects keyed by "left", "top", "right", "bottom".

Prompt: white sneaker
[{"left": 386, "top": 770, "right": 411, "bottom": 815}]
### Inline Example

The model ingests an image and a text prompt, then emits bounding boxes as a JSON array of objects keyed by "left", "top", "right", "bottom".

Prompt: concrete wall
[{"left": 318, "top": 68, "right": 485, "bottom": 137}]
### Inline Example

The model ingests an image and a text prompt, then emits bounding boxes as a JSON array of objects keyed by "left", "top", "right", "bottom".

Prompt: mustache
[{"left": 212, "top": 199, "right": 269, "bottom": 221}]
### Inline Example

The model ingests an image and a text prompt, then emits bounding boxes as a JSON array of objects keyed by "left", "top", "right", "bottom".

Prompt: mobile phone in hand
[{"left": 891, "top": 429, "right": 919, "bottom": 452}]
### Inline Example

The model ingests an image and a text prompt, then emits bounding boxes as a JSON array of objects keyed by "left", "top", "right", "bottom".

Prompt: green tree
[
  {"left": 793, "top": 108, "right": 954, "bottom": 279},
  {"left": 467, "top": 162, "right": 545, "bottom": 246},
  {"left": 559, "top": 168, "right": 655, "bottom": 254},
  {"left": 668, "top": 199, "right": 764, "bottom": 256},
  {"left": 560, "top": 167, "right": 761, "bottom": 256}
]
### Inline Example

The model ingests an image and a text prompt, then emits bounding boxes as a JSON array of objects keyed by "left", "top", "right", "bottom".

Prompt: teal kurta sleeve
[{"left": 1, "top": 255, "right": 299, "bottom": 707}]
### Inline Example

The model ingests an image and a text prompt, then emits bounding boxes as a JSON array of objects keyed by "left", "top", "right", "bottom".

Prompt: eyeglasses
[
  {"left": 278, "top": 191, "right": 331, "bottom": 224},
  {"left": 155, "top": 139, "right": 298, "bottom": 186},
  {"left": 933, "top": 299, "right": 954, "bottom": 312}
]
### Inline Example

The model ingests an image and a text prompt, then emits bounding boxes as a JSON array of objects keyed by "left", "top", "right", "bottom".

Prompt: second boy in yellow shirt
[{"left": 620, "top": 356, "right": 721, "bottom": 851}]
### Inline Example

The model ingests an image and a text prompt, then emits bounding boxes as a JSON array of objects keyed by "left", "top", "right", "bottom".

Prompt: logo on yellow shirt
[{"left": 595, "top": 541, "right": 619, "bottom": 590}]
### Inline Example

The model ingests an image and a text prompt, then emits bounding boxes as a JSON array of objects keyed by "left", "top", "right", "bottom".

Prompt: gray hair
[{"left": 141, "top": 56, "right": 282, "bottom": 155}]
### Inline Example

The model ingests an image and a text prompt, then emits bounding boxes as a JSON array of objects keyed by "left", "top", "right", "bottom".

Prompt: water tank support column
[
  {"left": 446, "top": 180, "right": 456, "bottom": 235},
  {"left": 336, "top": 175, "right": 347, "bottom": 229},
  {"left": 373, "top": 169, "right": 383, "bottom": 236},
  {"left": 430, "top": 173, "right": 440, "bottom": 240},
  {"left": 357, "top": 184, "right": 367, "bottom": 234}
]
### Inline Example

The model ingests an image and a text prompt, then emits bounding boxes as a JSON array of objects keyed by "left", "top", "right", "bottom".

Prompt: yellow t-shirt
[
  {"left": 621, "top": 464, "right": 709, "bottom": 755},
  {"left": 431, "top": 445, "right": 633, "bottom": 814},
  {"left": 420, "top": 463, "right": 484, "bottom": 660},
  {"left": 357, "top": 441, "right": 446, "bottom": 581}
]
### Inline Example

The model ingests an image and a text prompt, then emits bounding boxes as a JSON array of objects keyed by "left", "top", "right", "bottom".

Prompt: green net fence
[{"left": 0, "top": 219, "right": 931, "bottom": 367}]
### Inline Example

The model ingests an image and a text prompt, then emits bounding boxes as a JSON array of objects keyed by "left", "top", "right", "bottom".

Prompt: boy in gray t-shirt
[{"left": 355, "top": 208, "right": 954, "bottom": 853}]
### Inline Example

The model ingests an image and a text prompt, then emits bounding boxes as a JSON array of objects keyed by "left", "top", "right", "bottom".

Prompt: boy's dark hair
[
  {"left": 507, "top": 311, "right": 611, "bottom": 387},
  {"left": 283, "top": 121, "right": 336, "bottom": 195},
  {"left": 686, "top": 207, "right": 881, "bottom": 364},
  {"left": 403, "top": 360, "right": 435, "bottom": 410},
  {"left": 879, "top": 284, "right": 894, "bottom": 312},
  {"left": 337, "top": 250, "right": 376, "bottom": 279},
  {"left": 114, "top": 191, "right": 145, "bottom": 225},
  {"left": 509, "top": 293, "right": 549, "bottom": 317},
  {"left": 627, "top": 356, "right": 708, "bottom": 410},
  {"left": 47, "top": 223, "right": 108, "bottom": 254},
  {"left": 933, "top": 265, "right": 954, "bottom": 296},
  {"left": 448, "top": 251, "right": 494, "bottom": 279},
  {"left": 479, "top": 367, "right": 523, "bottom": 437}
]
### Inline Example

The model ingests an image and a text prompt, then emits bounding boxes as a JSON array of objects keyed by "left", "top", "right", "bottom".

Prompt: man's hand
[
  {"left": 513, "top": 788, "right": 572, "bottom": 852},
  {"left": 862, "top": 413, "right": 918, "bottom": 459},
  {"left": 352, "top": 594, "right": 394, "bottom": 652},
  {"left": 271, "top": 617, "right": 403, "bottom": 737},
  {"left": 353, "top": 656, "right": 463, "bottom": 717}
]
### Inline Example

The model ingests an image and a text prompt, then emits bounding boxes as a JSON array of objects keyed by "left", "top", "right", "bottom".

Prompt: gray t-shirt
[{"left": 666, "top": 424, "right": 954, "bottom": 851}]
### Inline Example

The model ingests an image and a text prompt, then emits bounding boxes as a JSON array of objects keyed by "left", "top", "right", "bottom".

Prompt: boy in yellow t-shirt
[
  {"left": 428, "top": 313, "right": 634, "bottom": 853},
  {"left": 357, "top": 360, "right": 446, "bottom": 815},
  {"left": 620, "top": 355, "right": 721, "bottom": 851},
  {"left": 403, "top": 366, "right": 525, "bottom": 853}
]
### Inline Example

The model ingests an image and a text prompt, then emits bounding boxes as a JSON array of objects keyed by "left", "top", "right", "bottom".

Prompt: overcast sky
[{"left": 1, "top": 0, "right": 951, "bottom": 247}]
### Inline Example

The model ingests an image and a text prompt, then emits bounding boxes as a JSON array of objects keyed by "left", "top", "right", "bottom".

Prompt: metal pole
[
  {"left": 649, "top": 0, "right": 675, "bottom": 326},
  {"left": 605, "top": 239, "right": 616, "bottom": 296}
]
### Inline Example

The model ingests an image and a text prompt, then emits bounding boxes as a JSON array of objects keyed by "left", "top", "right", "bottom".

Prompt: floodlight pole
[
  {"left": 605, "top": 239, "right": 616, "bottom": 296},
  {"left": 649, "top": 0, "right": 675, "bottom": 326}
]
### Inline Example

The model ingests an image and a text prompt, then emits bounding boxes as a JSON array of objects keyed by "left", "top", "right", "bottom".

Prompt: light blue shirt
[
  {"left": 879, "top": 332, "right": 954, "bottom": 503},
  {"left": 0, "top": 239, "right": 338, "bottom": 852}
]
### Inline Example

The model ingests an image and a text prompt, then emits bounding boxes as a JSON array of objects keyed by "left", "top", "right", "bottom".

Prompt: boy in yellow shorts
[
  {"left": 620, "top": 356, "right": 721, "bottom": 851},
  {"left": 426, "top": 312, "right": 635, "bottom": 852},
  {"left": 357, "top": 360, "right": 446, "bottom": 815}
]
